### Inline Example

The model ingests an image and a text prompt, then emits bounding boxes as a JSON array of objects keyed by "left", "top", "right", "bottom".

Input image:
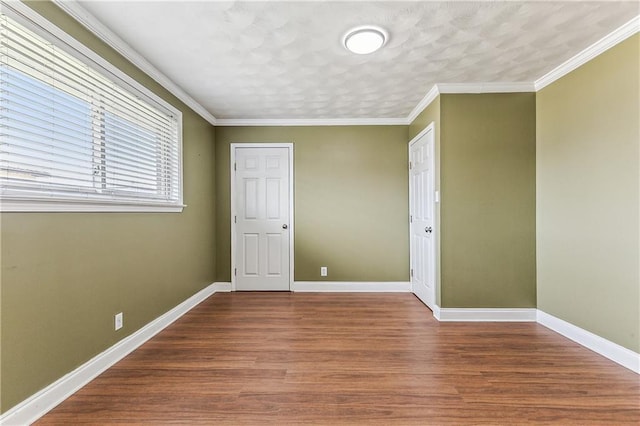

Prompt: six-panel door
[
  {"left": 410, "top": 128, "right": 435, "bottom": 308},
  {"left": 234, "top": 147, "right": 290, "bottom": 290}
]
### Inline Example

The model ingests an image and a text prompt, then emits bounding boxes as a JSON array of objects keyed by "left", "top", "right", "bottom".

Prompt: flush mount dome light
[{"left": 343, "top": 26, "right": 388, "bottom": 54}]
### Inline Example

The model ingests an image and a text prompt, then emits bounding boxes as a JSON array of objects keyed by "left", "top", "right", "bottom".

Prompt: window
[{"left": 0, "top": 9, "right": 183, "bottom": 212}]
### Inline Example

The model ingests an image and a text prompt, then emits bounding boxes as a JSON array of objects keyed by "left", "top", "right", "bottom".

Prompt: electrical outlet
[
  {"left": 115, "top": 312, "right": 123, "bottom": 331},
  {"left": 320, "top": 266, "right": 328, "bottom": 277}
]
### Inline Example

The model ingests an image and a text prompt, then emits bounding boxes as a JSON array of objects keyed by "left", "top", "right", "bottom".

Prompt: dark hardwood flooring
[{"left": 37, "top": 293, "right": 640, "bottom": 425}]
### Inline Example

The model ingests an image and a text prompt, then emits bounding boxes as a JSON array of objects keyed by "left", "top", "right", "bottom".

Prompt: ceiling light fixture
[{"left": 343, "top": 26, "right": 388, "bottom": 55}]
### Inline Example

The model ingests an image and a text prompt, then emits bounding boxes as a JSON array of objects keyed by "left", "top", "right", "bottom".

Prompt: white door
[
  {"left": 409, "top": 125, "right": 436, "bottom": 309},
  {"left": 232, "top": 145, "right": 292, "bottom": 291}
]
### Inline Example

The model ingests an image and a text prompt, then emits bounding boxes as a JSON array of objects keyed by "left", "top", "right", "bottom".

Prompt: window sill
[{"left": 0, "top": 198, "right": 186, "bottom": 213}]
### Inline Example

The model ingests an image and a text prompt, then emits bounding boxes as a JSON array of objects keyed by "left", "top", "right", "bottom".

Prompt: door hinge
[
  {"left": 410, "top": 268, "right": 413, "bottom": 278},
  {"left": 410, "top": 215, "right": 413, "bottom": 223},
  {"left": 234, "top": 162, "right": 237, "bottom": 171},
  {"left": 234, "top": 215, "right": 236, "bottom": 223},
  {"left": 234, "top": 268, "right": 237, "bottom": 276},
  {"left": 409, "top": 161, "right": 412, "bottom": 170}
]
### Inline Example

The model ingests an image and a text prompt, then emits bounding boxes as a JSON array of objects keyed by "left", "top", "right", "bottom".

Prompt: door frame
[
  {"left": 230, "top": 143, "right": 294, "bottom": 291},
  {"left": 408, "top": 123, "right": 438, "bottom": 309}
]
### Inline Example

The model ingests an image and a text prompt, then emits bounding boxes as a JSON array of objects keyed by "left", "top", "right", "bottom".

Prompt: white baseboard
[
  {"left": 292, "top": 281, "right": 411, "bottom": 292},
  {"left": 0, "top": 283, "right": 219, "bottom": 426},
  {"left": 435, "top": 307, "right": 538, "bottom": 322},
  {"left": 429, "top": 306, "right": 639, "bottom": 374},
  {"left": 431, "top": 304, "right": 441, "bottom": 319},
  {"left": 537, "top": 310, "right": 640, "bottom": 374},
  {"left": 212, "top": 282, "right": 232, "bottom": 292},
  {"left": 4, "top": 289, "right": 637, "bottom": 425}
]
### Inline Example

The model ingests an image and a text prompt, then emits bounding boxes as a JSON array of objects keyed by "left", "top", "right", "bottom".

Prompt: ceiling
[{"left": 71, "top": 1, "right": 638, "bottom": 122}]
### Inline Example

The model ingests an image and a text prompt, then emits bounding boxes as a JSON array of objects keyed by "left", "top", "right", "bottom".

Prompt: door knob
[
  {"left": 282, "top": 224, "right": 288, "bottom": 229},
  {"left": 425, "top": 226, "right": 432, "bottom": 233}
]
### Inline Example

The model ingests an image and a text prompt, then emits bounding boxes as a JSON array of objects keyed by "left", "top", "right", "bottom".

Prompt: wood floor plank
[{"left": 36, "top": 293, "right": 640, "bottom": 425}]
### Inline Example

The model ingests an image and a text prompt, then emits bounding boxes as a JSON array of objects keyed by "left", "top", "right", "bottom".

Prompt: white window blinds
[{"left": 0, "top": 10, "right": 183, "bottom": 211}]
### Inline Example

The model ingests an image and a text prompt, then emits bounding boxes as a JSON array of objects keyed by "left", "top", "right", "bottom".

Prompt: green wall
[
  {"left": 0, "top": 2, "right": 217, "bottom": 413},
  {"left": 215, "top": 126, "right": 409, "bottom": 282},
  {"left": 409, "top": 96, "right": 441, "bottom": 141},
  {"left": 2, "top": 0, "right": 637, "bottom": 418},
  {"left": 440, "top": 94, "right": 537, "bottom": 308},
  {"left": 536, "top": 35, "right": 639, "bottom": 352},
  {"left": 409, "top": 93, "right": 537, "bottom": 309}
]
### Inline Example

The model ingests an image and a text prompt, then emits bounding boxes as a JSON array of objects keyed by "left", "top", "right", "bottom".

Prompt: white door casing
[
  {"left": 409, "top": 124, "right": 436, "bottom": 309},
  {"left": 231, "top": 144, "right": 293, "bottom": 291}
]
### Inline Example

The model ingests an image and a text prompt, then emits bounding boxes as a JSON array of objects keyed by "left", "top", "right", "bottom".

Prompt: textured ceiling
[{"left": 75, "top": 1, "right": 639, "bottom": 120}]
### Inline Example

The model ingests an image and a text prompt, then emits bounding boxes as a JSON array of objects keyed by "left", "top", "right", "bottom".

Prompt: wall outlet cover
[{"left": 115, "top": 312, "right": 123, "bottom": 331}]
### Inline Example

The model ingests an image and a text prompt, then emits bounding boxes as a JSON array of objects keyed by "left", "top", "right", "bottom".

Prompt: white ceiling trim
[
  {"left": 218, "top": 81, "right": 534, "bottom": 127},
  {"left": 405, "top": 82, "right": 534, "bottom": 125},
  {"left": 50, "top": 0, "right": 218, "bottom": 126},
  {"left": 29, "top": 3, "right": 640, "bottom": 127},
  {"left": 437, "top": 82, "right": 536, "bottom": 94},
  {"left": 215, "top": 118, "right": 408, "bottom": 127},
  {"left": 406, "top": 85, "right": 440, "bottom": 124},
  {"left": 534, "top": 15, "right": 640, "bottom": 91},
  {"left": 406, "top": 15, "right": 639, "bottom": 126}
]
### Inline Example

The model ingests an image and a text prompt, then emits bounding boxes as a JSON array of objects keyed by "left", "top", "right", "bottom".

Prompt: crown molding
[
  {"left": 535, "top": 15, "right": 640, "bottom": 91},
  {"left": 25, "top": 2, "right": 640, "bottom": 127},
  {"left": 437, "top": 82, "right": 535, "bottom": 94},
  {"left": 407, "top": 17, "right": 638, "bottom": 125},
  {"left": 405, "top": 81, "right": 534, "bottom": 125},
  {"left": 406, "top": 84, "right": 440, "bottom": 124},
  {"left": 50, "top": 0, "right": 217, "bottom": 126},
  {"left": 215, "top": 117, "right": 408, "bottom": 127}
]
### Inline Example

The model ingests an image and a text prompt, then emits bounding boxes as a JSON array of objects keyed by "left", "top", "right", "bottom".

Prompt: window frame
[{"left": 1, "top": 1, "right": 185, "bottom": 213}]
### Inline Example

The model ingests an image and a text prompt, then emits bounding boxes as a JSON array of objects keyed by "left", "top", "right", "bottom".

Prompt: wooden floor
[{"left": 38, "top": 293, "right": 639, "bottom": 425}]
